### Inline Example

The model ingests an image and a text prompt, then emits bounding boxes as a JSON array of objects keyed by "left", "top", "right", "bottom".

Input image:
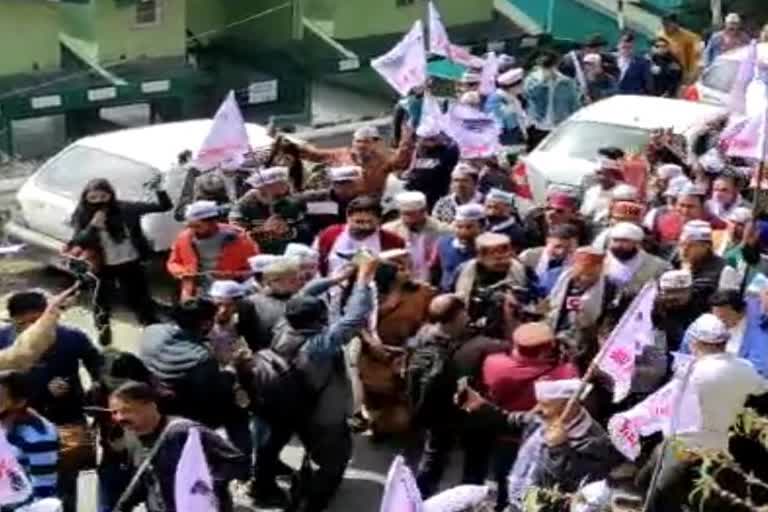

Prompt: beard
[
  {"left": 349, "top": 228, "right": 376, "bottom": 240},
  {"left": 611, "top": 247, "right": 639, "bottom": 262}
]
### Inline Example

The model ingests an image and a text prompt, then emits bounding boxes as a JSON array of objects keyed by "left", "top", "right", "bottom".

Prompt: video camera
[{"left": 469, "top": 279, "right": 543, "bottom": 335}]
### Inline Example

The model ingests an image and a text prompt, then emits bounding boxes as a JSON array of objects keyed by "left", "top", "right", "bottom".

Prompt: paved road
[{"left": 0, "top": 254, "right": 471, "bottom": 511}]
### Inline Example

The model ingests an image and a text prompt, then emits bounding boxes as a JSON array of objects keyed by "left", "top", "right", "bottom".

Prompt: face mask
[
  {"left": 349, "top": 227, "right": 376, "bottom": 240},
  {"left": 611, "top": 247, "right": 639, "bottom": 262}
]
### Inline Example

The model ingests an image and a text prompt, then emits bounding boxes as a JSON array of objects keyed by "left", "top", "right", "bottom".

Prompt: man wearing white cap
[
  {"left": 432, "top": 163, "right": 483, "bottom": 224},
  {"left": 674, "top": 220, "right": 741, "bottom": 307},
  {"left": 229, "top": 166, "right": 291, "bottom": 229},
  {"left": 207, "top": 280, "right": 250, "bottom": 365},
  {"left": 167, "top": 201, "right": 259, "bottom": 300},
  {"left": 713, "top": 205, "right": 751, "bottom": 257},
  {"left": 604, "top": 222, "right": 670, "bottom": 297},
  {"left": 431, "top": 203, "right": 485, "bottom": 292},
  {"left": 383, "top": 191, "right": 450, "bottom": 282},
  {"left": 301, "top": 165, "right": 363, "bottom": 233},
  {"left": 580, "top": 147, "right": 626, "bottom": 222},
  {"left": 285, "top": 243, "right": 320, "bottom": 284},
  {"left": 485, "top": 67, "right": 529, "bottom": 146},
  {"left": 459, "top": 377, "right": 621, "bottom": 510},
  {"left": 654, "top": 269, "right": 697, "bottom": 351},
  {"left": 484, "top": 188, "right": 525, "bottom": 248},
  {"left": 292, "top": 122, "right": 415, "bottom": 197},
  {"left": 703, "top": 12, "right": 749, "bottom": 67},
  {"left": 646, "top": 312, "right": 767, "bottom": 512},
  {"left": 582, "top": 52, "right": 618, "bottom": 103},
  {"left": 706, "top": 173, "right": 749, "bottom": 221},
  {"left": 402, "top": 120, "right": 460, "bottom": 210}
]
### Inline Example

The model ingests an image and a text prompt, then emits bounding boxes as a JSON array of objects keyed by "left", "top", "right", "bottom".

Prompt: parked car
[
  {"left": 5, "top": 120, "right": 273, "bottom": 265},
  {"left": 684, "top": 42, "right": 768, "bottom": 106},
  {"left": 513, "top": 95, "right": 728, "bottom": 211}
]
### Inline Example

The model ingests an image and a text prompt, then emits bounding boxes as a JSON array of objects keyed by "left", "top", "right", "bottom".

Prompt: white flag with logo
[
  {"left": 722, "top": 108, "right": 768, "bottom": 161},
  {"left": 379, "top": 456, "right": 421, "bottom": 512},
  {"left": 194, "top": 91, "right": 251, "bottom": 171},
  {"left": 597, "top": 283, "right": 658, "bottom": 403},
  {"left": 419, "top": 93, "right": 449, "bottom": 136},
  {"left": 446, "top": 103, "right": 501, "bottom": 158},
  {"left": 372, "top": 21, "right": 427, "bottom": 97},
  {"left": 0, "top": 429, "right": 32, "bottom": 506},
  {"left": 479, "top": 52, "right": 499, "bottom": 96},
  {"left": 175, "top": 427, "right": 218, "bottom": 512},
  {"left": 428, "top": 1, "right": 451, "bottom": 58}
]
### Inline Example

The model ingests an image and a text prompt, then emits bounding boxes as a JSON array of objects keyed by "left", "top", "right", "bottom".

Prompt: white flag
[
  {"left": 0, "top": 429, "right": 32, "bottom": 507},
  {"left": 418, "top": 93, "right": 449, "bottom": 136},
  {"left": 194, "top": 91, "right": 251, "bottom": 171},
  {"left": 597, "top": 283, "right": 658, "bottom": 403},
  {"left": 424, "top": 485, "right": 489, "bottom": 512},
  {"left": 175, "top": 428, "right": 218, "bottom": 512},
  {"left": 379, "top": 456, "right": 422, "bottom": 512},
  {"left": 722, "top": 109, "right": 768, "bottom": 161},
  {"left": 608, "top": 374, "right": 702, "bottom": 460},
  {"left": 372, "top": 21, "right": 427, "bottom": 97},
  {"left": 446, "top": 103, "right": 501, "bottom": 159},
  {"left": 479, "top": 52, "right": 499, "bottom": 96},
  {"left": 428, "top": 1, "right": 451, "bottom": 58},
  {"left": 448, "top": 44, "right": 486, "bottom": 68}
]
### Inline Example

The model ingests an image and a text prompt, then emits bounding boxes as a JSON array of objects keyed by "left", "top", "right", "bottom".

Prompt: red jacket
[
  {"left": 167, "top": 224, "right": 259, "bottom": 299},
  {"left": 315, "top": 224, "right": 405, "bottom": 276},
  {"left": 482, "top": 352, "right": 579, "bottom": 413}
]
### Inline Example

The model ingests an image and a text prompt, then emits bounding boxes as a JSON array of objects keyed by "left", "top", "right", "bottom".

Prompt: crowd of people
[{"left": 1, "top": 11, "right": 768, "bottom": 512}]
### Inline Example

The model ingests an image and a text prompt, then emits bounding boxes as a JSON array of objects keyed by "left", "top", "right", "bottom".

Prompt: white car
[
  {"left": 514, "top": 95, "right": 728, "bottom": 210},
  {"left": 5, "top": 120, "right": 273, "bottom": 262},
  {"left": 686, "top": 42, "right": 768, "bottom": 106}
]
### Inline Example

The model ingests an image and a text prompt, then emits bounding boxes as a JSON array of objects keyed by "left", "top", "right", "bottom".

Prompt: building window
[
  {"left": 136, "top": 0, "right": 161, "bottom": 27},
  {"left": 396, "top": 0, "right": 416, "bottom": 6}
]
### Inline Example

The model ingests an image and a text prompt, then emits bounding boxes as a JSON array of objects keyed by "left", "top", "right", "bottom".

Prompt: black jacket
[
  {"left": 649, "top": 52, "right": 683, "bottom": 98},
  {"left": 403, "top": 140, "right": 460, "bottom": 209},
  {"left": 70, "top": 190, "right": 173, "bottom": 260}
]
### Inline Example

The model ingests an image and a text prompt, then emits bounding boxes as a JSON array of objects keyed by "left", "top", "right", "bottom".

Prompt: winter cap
[
  {"left": 246, "top": 166, "right": 289, "bottom": 188},
  {"left": 454, "top": 203, "right": 486, "bottom": 222},
  {"left": 475, "top": 232, "right": 511, "bottom": 249},
  {"left": 685, "top": 313, "right": 730, "bottom": 345},
  {"left": 184, "top": 200, "right": 221, "bottom": 222},
  {"left": 680, "top": 220, "right": 713, "bottom": 243},
  {"left": 248, "top": 254, "right": 280, "bottom": 274},
  {"left": 659, "top": 269, "right": 693, "bottom": 290},
  {"left": 609, "top": 222, "right": 644, "bottom": 242},
  {"left": 485, "top": 188, "right": 516, "bottom": 206}
]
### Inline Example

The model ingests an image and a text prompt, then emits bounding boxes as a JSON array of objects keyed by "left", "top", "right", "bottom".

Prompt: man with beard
[
  {"left": 651, "top": 183, "right": 726, "bottom": 254},
  {"left": 454, "top": 233, "right": 532, "bottom": 321},
  {"left": 383, "top": 191, "right": 451, "bottom": 282},
  {"left": 520, "top": 224, "right": 579, "bottom": 295},
  {"left": 229, "top": 166, "right": 291, "bottom": 228},
  {"left": 524, "top": 191, "right": 592, "bottom": 248},
  {"left": 301, "top": 166, "right": 364, "bottom": 234},
  {"left": 315, "top": 196, "right": 405, "bottom": 276},
  {"left": 673, "top": 220, "right": 741, "bottom": 316},
  {"left": 652, "top": 269, "right": 697, "bottom": 352},
  {"left": 109, "top": 381, "right": 248, "bottom": 512},
  {"left": 432, "top": 164, "right": 484, "bottom": 224},
  {"left": 706, "top": 173, "right": 749, "bottom": 221},
  {"left": 580, "top": 147, "right": 626, "bottom": 222},
  {"left": 604, "top": 222, "right": 670, "bottom": 304},
  {"left": 402, "top": 123, "right": 460, "bottom": 210},
  {"left": 296, "top": 124, "right": 415, "bottom": 197},
  {"left": 547, "top": 247, "right": 619, "bottom": 369},
  {"left": 484, "top": 189, "right": 525, "bottom": 251},
  {"left": 431, "top": 204, "right": 486, "bottom": 292}
]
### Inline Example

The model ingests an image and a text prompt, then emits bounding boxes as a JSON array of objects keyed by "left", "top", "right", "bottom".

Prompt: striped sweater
[{"left": 4, "top": 410, "right": 59, "bottom": 508}]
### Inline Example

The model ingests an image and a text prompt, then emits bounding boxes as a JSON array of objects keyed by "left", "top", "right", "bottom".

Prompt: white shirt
[
  {"left": 679, "top": 353, "right": 768, "bottom": 451},
  {"left": 718, "top": 265, "right": 742, "bottom": 291},
  {"left": 605, "top": 251, "right": 643, "bottom": 286},
  {"left": 725, "top": 316, "right": 748, "bottom": 356},
  {"left": 326, "top": 228, "right": 382, "bottom": 277},
  {"left": 98, "top": 229, "right": 138, "bottom": 266},
  {"left": 405, "top": 230, "right": 430, "bottom": 282},
  {"left": 580, "top": 185, "right": 614, "bottom": 220}
]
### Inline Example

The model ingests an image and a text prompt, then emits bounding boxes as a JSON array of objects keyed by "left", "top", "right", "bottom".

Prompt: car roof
[
  {"left": 74, "top": 119, "right": 273, "bottom": 171},
  {"left": 567, "top": 95, "right": 727, "bottom": 134},
  {"left": 714, "top": 42, "right": 768, "bottom": 63}
]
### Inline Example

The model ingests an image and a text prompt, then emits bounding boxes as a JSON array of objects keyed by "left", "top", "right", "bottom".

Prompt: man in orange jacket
[{"left": 167, "top": 200, "right": 259, "bottom": 300}]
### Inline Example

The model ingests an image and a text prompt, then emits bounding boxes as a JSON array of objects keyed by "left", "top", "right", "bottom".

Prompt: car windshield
[
  {"left": 701, "top": 59, "right": 740, "bottom": 93},
  {"left": 539, "top": 121, "right": 650, "bottom": 160},
  {"left": 35, "top": 145, "right": 158, "bottom": 201}
]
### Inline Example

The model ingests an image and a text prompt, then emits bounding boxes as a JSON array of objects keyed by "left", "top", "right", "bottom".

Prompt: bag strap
[{"left": 113, "top": 418, "right": 192, "bottom": 512}]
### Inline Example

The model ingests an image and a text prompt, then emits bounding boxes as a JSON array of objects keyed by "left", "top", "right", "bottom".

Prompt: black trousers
[
  {"left": 526, "top": 127, "right": 550, "bottom": 151},
  {"left": 94, "top": 260, "right": 157, "bottom": 344}
]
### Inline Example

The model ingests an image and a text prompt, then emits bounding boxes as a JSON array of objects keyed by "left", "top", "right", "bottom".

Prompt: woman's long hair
[{"left": 71, "top": 178, "right": 126, "bottom": 242}]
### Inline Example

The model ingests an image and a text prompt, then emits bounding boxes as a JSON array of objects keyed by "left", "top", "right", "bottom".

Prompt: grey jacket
[{"left": 272, "top": 282, "right": 374, "bottom": 426}]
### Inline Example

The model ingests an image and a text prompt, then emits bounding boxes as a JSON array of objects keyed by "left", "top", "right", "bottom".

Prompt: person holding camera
[{"left": 67, "top": 177, "right": 172, "bottom": 345}]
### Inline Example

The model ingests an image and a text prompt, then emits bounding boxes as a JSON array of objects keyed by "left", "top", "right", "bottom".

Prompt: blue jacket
[
  {"left": 435, "top": 235, "right": 476, "bottom": 292},
  {"left": 616, "top": 55, "right": 653, "bottom": 95},
  {"left": 681, "top": 297, "right": 768, "bottom": 377},
  {"left": 523, "top": 70, "right": 582, "bottom": 129},
  {"left": 485, "top": 91, "right": 526, "bottom": 144}
]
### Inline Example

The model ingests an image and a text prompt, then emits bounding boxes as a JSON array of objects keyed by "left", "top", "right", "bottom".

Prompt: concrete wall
[
  {"left": 0, "top": 0, "right": 61, "bottom": 75},
  {"left": 304, "top": 0, "right": 494, "bottom": 40}
]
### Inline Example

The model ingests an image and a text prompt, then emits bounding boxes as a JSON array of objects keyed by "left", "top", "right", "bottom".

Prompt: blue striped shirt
[{"left": 5, "top": 411, "right": 59, "bottom": 506}]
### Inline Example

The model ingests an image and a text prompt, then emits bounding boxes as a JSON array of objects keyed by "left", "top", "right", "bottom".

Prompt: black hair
[
  {"left": 285, "top": 295, "right": 328, "bottom": 330},
  {"left": 71, "top": 178, "right": 126, "bottom": 243},
  {"left": 7, "top": 291, "right": 47, "bottom": 318},
  {"left": 619, "top": 30, "right": 636, "bottom": 43},
  {"left": 709, "top": 290, "right": 746, "bottom": 312},
  {"left": 111, "top": 381, "right": 160, "bottom": 404},
  {"left": 0, "top": 371, "right": 30, "bottom": 402},
  {"left": 598, "top": 147, "right": 626, "bottom": 160},
  {"left": 662, "top": 13, "right": 679, "bottom": 24},
  {"left": 547, "top": 223, "right": 579, "bottom": 240},
  {"left": 346, "top": 196, "right": 382, "bottom": 218},
  {"left": 428, "top": 295, "right": 466, "bottom": 324},
  {"left": 537, "top": 51, "right": 560, "bottom": 69},
  {"left": 171, "top": 298, "right": 217, "bottom": 332}
]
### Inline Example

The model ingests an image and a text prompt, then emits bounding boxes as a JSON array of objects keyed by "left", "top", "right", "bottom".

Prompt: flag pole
[{"left": 557, "top": 282, "right": 654, "bottom": 423}]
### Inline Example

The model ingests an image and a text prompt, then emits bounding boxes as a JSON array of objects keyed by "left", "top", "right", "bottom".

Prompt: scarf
[{"left": 605, "top": 252, "right": 643, "bottom": 286}]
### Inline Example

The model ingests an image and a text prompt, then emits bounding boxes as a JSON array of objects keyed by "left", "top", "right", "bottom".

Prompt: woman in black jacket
[{"left": 68, "top": 177, "right": 173, "bottom": 345}]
